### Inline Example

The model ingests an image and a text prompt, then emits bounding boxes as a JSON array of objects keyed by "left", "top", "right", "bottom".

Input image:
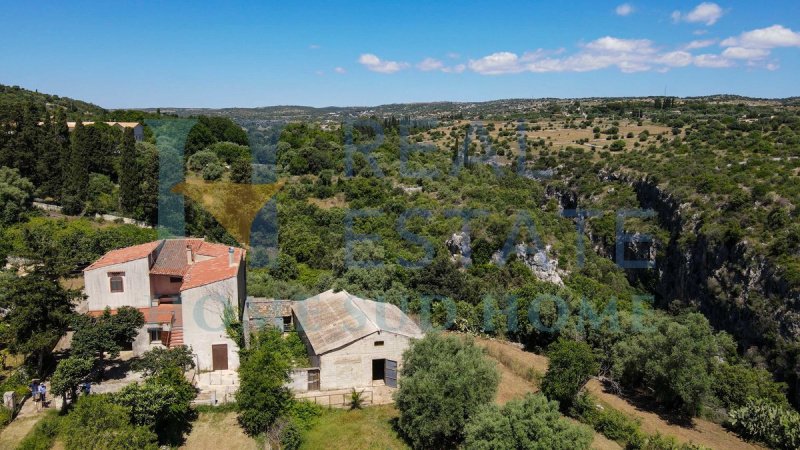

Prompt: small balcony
[{"left": 151, "top": 294, "right": 182, "bottom": 307}]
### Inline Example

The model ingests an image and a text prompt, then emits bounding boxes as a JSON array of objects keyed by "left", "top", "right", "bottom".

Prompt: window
[
  {"left": 148, "top": 328, "right": 161, "bottom": 343},
  {"left": 282, "top": 316, "right": 292, "bottom": 332},
  {"left": 108, "top": 272, "right": 125, "bottom": 293},
  {"left": 169, "top": 276, "right": 182, "bottom": 283},
  {"left": 374, "top": 341, "right": 384, "bottom": 347}
]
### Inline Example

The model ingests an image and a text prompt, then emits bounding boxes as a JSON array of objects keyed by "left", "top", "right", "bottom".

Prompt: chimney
[
  {"left": 186, "top": 245, "right": 194, "bottom": 265},
  {"left": 228, "top": 247, "right": 235, "bottom": 267}
]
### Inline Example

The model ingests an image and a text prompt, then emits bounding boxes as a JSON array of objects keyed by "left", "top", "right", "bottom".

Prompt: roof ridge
[{"left": 345, "top": 292, "right": 380, "bottom": 332}]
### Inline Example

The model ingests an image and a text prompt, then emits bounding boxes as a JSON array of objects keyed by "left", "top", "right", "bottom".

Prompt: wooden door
[
  {"left": 385, "top": 360, "right": 398, "bottom": 388},
  {"left": 212, "top": 344, "right": 228, "bottom": 371}
]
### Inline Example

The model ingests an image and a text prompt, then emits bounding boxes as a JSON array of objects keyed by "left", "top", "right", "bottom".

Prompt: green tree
[
  {"left": 230, "top": 156, "right": 253, "bottom": 184},
  {"left": 202, "top": 162, "right": 224, "bottom": 181},
  {"left": 113, "top": 366, "right": 196, "bottom": 446},
  {"left": 71, "top": 307, "right": 144, "bottom": 371},
  {"left": 136, "top": 142, "right": 159, "bottom": 224},
  {"left": 61, "top": 395, "right": 158, "bottom": 450},
  {"left": 62, "top": 120, "right": 90, "bottom": 214},
  {"left": 464, "top": 394, "right": 593, "bottom": 450},
  {"left": 394, "top": 333, "right": 499, "bottom": 449},
  {"left": 86, "top": 173, "right": 117, "bottom": 215},
  {"left": 186, "top": 149, "right": 219, "bottom": 172},
  {"left": 50, "top": 355, "right": 94, "bottom": 411},
  {"left": 118, "top": 128, "right": 140, "bottom": 215},
  {"left": 541, "top": 339, "right": 599, "bottom": 411},
  {"left": 0, "top": 165, "right": 34, "bottom": 225},
  {"left": 131, "top": 346, "right": 195, "bottom": 376},
  {"left": 236, "top": 326, "right": 295, "bottom": 435},
  {"left": 0, "top": 271, "right": 75, "bottom": 375},
  {"left": 612, "top": 313, "right": 731, "bottom": 415}
]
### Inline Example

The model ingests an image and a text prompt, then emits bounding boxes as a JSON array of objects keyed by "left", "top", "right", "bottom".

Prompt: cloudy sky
[{"left": 2, "top": 0, "right": 799, "bottom": 107}]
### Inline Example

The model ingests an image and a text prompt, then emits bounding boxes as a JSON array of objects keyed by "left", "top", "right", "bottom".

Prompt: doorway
[
  {"left": 372, "top": 359, "right": 385, "bottom": 380},
  {"left": 212, "top": 344, "right": 228, "bottom": 371}
]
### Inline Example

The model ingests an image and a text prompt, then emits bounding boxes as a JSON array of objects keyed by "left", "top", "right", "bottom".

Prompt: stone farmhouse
[
  {"left": 244, "top": 290, "right": 424, "bottom": 396},
  {"left": 83, "top": 238, "right": 246, "bottom": 371}
]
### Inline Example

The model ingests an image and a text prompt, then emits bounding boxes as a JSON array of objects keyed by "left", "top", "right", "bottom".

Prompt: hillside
[{"left": 0, "top": 84, "right": 107, "bottom": 120}]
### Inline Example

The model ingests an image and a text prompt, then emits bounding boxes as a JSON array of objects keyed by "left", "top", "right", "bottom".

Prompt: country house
[{"left": 83, "top": 238, "right": 246, "bottom": 371}]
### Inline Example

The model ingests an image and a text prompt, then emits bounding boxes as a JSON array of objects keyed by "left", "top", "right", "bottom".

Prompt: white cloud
[
  {"left": 334, "top": 67, "right": 346, "bottom": 74},
  {"left": 721, "top": 25, "right": 800, "bottom": 48},
  {"left": 417, "top": 57, "right": 444, "bottom": 71},
  {"left": 467, "top": 38, "right": 690, "bottom": 74},
  {"left": 468, "top": 52, "right": 525, "bottom": 75},
  {"left": 441, "top": 64, "right": 466, "bottom": 74},
  {"left": 615, "top": 3, "right": 634, "bottom": 16},
  {"left": 693, "top": 54, "right": 733, "bottom": 68},
  {"left": 357, "top": 53, "right": 409, "bottom": 74},
  {"left": 656, "top": 51, "right": 694, "bottom": 67},
  {"left": 685, "top": 39, "right": 716, "bottom": 50},
  {"left": 721, "top": 47, "right": 770, "bottom": 59},
  {"left": 585, "top": 36, "right": 654, "bottom": 53},
  {"left": 309, "top": 44, "right": 321, "bottom": 50},
  {"left": 446, "top": 52, "right": 461, "bottom": 59},
  {"left": 672, "top": 2, "right": 724, "bottom": 26}
]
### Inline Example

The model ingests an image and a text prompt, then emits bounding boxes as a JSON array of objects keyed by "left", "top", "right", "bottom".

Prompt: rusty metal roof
[{"left": 292, "top": 289, "right": 423, "bottom": 355}]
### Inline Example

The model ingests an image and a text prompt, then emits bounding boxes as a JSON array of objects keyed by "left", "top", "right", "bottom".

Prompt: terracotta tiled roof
[
  {"left": 87, "top": 304, "right": 182, "bottom": 327},
  {"left": 150, "top": 239, "right": 191, "bottom": 276},
  {"left": 85, "top": 239, "right": 245, "bottom": 291},
  {"left": 84, "top": 241, "right": 160, "bottom": 271},
  {"left": 180, "top": 244, "right": 244, "bottom": 291}
]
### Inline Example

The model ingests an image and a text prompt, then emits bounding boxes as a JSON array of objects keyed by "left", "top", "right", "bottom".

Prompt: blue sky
[{"left": 1, "top": 1, "right": 799, "bottom": 108}]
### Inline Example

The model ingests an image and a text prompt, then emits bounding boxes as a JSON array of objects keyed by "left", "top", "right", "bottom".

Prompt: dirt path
[
  {"left": 585, "top": 379, "right": 764, "bottom": 450},
  {"left": 471, "top": 334, "right": 762, "bottom": 450},
  {"left": 0, "top": 413, "right": 41, "bottom": 449},
  {"left": 181, "top": 411, "right": 259, "bottom": 450}
]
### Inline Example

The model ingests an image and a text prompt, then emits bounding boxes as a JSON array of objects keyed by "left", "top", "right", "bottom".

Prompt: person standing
[{"left": 38, "top": 384, "right": 47, "bottom": 408}]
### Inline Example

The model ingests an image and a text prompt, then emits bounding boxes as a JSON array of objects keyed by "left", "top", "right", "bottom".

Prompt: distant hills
[{"left": 0, "top": 84, "right": 107, "bottom": 120}]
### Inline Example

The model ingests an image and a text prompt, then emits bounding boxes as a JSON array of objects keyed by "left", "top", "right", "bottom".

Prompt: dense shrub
[
  {"left": 464, "top": 393, "right": 592, "bottom": 450},
  {"left": 60, "top": 395, "right": 158, "bottom": 450},
  {"left": 728, "top": 399, "right": 800, "bottom": 450},
  {"left": 395, "top": 333, "right": 499, "bottom": 449},
  {"left": 541, "top": 339, "right": 599, "bottom": 410},
  {"left": 236, "top": 326, "right": 295, "bottom": 435},
  {"left": 131, "top": 346, "right": 195, "bottom": 376}
]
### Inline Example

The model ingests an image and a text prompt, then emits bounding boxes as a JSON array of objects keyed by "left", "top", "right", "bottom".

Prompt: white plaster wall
[
  {"left": 84, "top": 259, "right": 151, "bottom": 311},
  {"left": 131, "top": 326, "right": 167, "bottom": 355},
  {"left": 288, "top": 368, "right": 310, "bottom": 392},
  {"left": 319, "top": 331, "right": 413, "bottom": 390},
  {"left": 180, "top": 277, "right": 241, "bottom": 371}
]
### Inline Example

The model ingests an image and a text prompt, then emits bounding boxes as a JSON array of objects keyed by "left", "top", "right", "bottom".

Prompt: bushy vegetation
[
  {"left": 541, "top": 339, "right": 598, "bottom": 411},
  {"left": 728, "top": 399, "right": 800, "bottom": 450},
  {"left": 236, "top": 327, "right": 295, "bottom": 437},
  {"left": 464, "top": 393, "right": 592, "bottom": 450},
  {"left": 394, "top": 334, "right": 499, "bottom": 449}
]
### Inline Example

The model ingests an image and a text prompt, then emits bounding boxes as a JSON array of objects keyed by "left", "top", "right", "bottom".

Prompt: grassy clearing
[
  {"left": 180, "top": 410, "right": 259, "bottom": 450},
  {"left": 300, "top": 405, "right": 409, "bottom": 450}
]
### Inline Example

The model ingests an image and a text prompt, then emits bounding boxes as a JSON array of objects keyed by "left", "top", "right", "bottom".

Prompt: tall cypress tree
[
  {"left": 62, "top": 120, "right": 89, "bottom": 215},
  {"left": 118, "top": 128, "right": 140, "bottom": 215},
  {"left": 36, "top": 112, "right": 66, "bottom": 198}
]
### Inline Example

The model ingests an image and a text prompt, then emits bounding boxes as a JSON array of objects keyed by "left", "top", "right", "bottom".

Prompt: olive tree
[{"left": 394, "top": 333, "right": 499, "bottom": 449}]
